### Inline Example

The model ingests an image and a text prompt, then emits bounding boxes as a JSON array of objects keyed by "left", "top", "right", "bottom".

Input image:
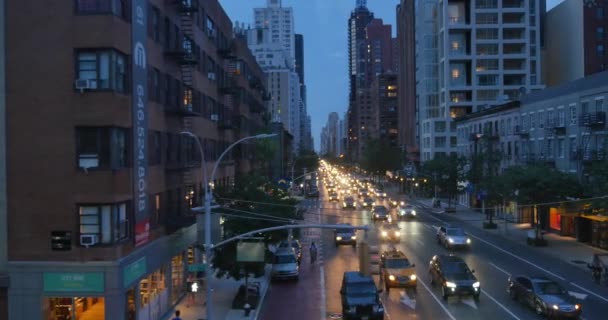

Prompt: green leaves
[{"left": 360, "top": 139, "right": 402, "bottom": 175}]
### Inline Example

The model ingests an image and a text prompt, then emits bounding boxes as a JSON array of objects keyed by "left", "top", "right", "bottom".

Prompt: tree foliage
[
  {"left": 584, "top": 161, "right": 608, "bottom": 208},
  {"left": 212, "top": 173, "right": 300, "bottom": 280},
  {"left": 360, "top": 139, "right": 402, "bottom": 177},
  {"left": 294, "top": 150, "right": 320, "bottom": 178},
  {"left": 421, "top": 154, "right": 468, "bottom": 207}
]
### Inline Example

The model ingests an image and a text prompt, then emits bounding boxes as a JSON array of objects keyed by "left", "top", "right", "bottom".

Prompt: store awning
[
  {"left": 581, "top": 215, "right": 608, "bottom": 222},
  {"left": 558, "top": 212, "right": 582, "bottom": 217}
]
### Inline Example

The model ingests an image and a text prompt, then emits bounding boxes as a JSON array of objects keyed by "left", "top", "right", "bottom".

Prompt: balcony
[
  {"left": 482, "top": 129, "right": 500, "bottom": 140},
  {"left": 579, "top": 112, "right": 606, "bottom": 127},
  {"left": 545, "top": 118, "right": 566, "bottom": 135},
  {"left": 217, "top": 42, "right": 236, "bottom": 60},
  {"left": 582, "top": 149, "right": 607, "bottom": 162},
  {"left": 514, "top": 125, "right": 529, "bottom": 137},
  {"left": 164, "top": 39, "right": 198, "bottom": 65}
]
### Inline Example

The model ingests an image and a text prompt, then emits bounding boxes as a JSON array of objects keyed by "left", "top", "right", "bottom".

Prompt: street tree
[
  {"left": 360, "top": 139, "right": 402, "bottom": 182},
  {"left": 421, "top": 154, "right": 468, "bottom": 208},
  {"left": 213, "top": 173, "right": 301, "bottom": 280}
]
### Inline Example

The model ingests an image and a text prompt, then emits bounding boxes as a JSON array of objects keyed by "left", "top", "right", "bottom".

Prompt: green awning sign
[
  {"left": 43, "top": 272, "right": 104, "bottom": 293},
  {"left": 188, "top": 264, "right": 207, "bottom": 272},
  {"left": 124, "top": 257, "right": 147, "bottom": 288}
]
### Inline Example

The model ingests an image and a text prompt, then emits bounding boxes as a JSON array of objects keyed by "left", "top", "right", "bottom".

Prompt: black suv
[
  {"left": 429, "top": 254, "right": 480, "bottom": 301},
  {"left": 340, "top": 271, "right": 385, "bottom": 320}
]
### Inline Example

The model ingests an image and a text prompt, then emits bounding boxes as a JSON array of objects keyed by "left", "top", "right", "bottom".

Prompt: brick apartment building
[{"left": 4, "top": 0, "right": 268, "bottom": 319}]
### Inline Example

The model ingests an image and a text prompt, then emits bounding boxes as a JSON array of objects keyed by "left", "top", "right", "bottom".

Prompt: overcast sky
[{"left": 220, "top": 0, "right": 565, "bottom": 151}]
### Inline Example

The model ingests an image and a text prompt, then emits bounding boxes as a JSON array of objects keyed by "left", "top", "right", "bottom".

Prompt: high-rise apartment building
[
  {"left": 544, "top": 0, "right": 608, "bottom": 87},
  {"left": 254, "top": 0, "right": 295, "bottom": 66},
  {"left": 373, "top": 73, "right": 399, "bottom": 147},
  {"left": 417, "top": 0, "right": 545, "bottom": 161},
  {"left": 347, "top": 1, "right": 375, "bottom": 161},
  {"left": 396, "top": 0, "right": 418, "bottom": 163},
  {"left": 3, "top": 1, "right": 267, "bottom": 318},
  {"left": 0, "top": 0, "right": 7, "bottom": 316}
]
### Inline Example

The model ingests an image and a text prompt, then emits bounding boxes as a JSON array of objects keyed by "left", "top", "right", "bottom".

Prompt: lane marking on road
[
  {"left": 489, "top": 262, "right": 511, "bottom": 277},
  {"left": 417, "top": 278, "right": 457, "bottom": 320},
  {"left": 415, "top": 239, "right": 424, "bottom": 246},
  {"left": 481, "top": 289, "right": 521, "bottom": 320},
  {"left": 320, "top": 266, "right": 327, "bottom": 320},
  {"left": 465, "top": 233, "right": 566, "bottom": 281},
  {"left": 569, "top": 282, "right": 608, "bottom": 303}
]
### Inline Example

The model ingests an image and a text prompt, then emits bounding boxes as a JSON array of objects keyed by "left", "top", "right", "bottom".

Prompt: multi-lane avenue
[{"left": 260, "top": 175, "right": 608, "bottom": 320}]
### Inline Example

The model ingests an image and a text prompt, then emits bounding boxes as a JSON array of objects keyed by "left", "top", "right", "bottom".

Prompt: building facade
[
  {"left": 544, "top": 0, "right": 608, "bottom": 87},
  {"left": 254, "top": 0, "right": 295, "bottom": 67},
  {"left": 0, "top": 0, "right": 8, "bottom": 317},
  {"left": 396, "top": 0, "right": 418, "bottom": 163},
  {"left": 4, "top": 1, "right": 267, "bottom": 319},
  {"left": 373, "top": 73, "right": 399, "bottom": 147},
  {"left": 418, "top": 0, "right": 545, "bottom": 162}
]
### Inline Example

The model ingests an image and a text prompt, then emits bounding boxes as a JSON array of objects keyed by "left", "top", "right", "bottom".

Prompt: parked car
[
  {"left": 371, "top": 205, "right": 389, "bottom": 221},
  {"left": 397, "top": 204, "right": 416, "bottom": 220},
  {"left": 379, "top": 223, "right": 401, "bottom": 242},
  {"left": 340, "top": 272, "right": 385, "bottom": 320},
  {"left": 335, "top": 224, "right": 357, "bottom": 247},
  {"left": 429, "top": 254, "right": 480, "bottom": 301},
  {"left": 278, "top": 240, "right": 302, "bottom": 265},
  {"left": 507, "top": 275, "right": 582, "bottom": 318},
  {"left": 271, "top": 248, "right": 300, "bottom": 281},
  {"left": 380, "top": 249, "right": 416, "bottom": 292},
  {"left": 436, "top": 225, "right": 471, "bottom": 249}
]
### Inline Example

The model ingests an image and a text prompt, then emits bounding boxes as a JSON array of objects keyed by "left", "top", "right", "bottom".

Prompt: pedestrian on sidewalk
[
  {"left": 172, "top": 310, "right": 182, "bottom": 320},
  {"left": 310, "top": 241, "right": 317, "bottom": 264},
  {"left": 186, "top": 273, "right": 196, "bottom": 307}
]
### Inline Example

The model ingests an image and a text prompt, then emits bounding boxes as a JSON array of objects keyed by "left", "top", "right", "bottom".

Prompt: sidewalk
[
  {"left": 413, "top": 197, "right": 608, "bottom": 271},
  {"left": 162, "top": 266, "right": 271, "bottom": 320}
]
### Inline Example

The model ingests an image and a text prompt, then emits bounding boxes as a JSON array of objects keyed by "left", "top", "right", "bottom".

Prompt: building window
[
  {"left": 598, "top": 7, "right": 605, "bottom": 20},
  {"left": 75, "top": 0, "right": 130, "bottom": 20},
  {"left": 79, "top": 203, "right": 129, "bottom": 244},
  {"left": 76, "top": 127, "right": 129, "bottom": 170},
  {"left": 149, "top": 131, "right": 162, "bottom": 165},
  {"left": 598, "top": 44, "right": 605, "bottom": 57},
  {"left": 597, "top": 99, "right": 605, "bottom": 112},
  {"left": 151, "top": 6, "right": 161, "bottom": 43},
  {"left": 570, "top": 104, "right": 578, "bottom": 126},
  {"left": 557, "top": 139, "right": 564, "bottom": 158},
  {"left": 598, "top": 27, "right": 605, "bottom": 40},
  {"left": 76, "top": 50, "right": 127, "bottom": 93}
]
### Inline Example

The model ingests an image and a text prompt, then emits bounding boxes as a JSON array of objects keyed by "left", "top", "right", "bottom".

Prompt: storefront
[
  {"left": 585, "top": 215, "right": 608, "bottom": 249},
  {"left": 8, "top": 224, "right": 198, "bottom": 320}
]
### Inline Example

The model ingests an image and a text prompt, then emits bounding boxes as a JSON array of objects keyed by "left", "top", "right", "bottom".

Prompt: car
[
  {"left": 342, "top": 196, "right": 357, "bottom": 209},
  {"left": 371, "top": 205, "right": 389, "bottom": 221},
  {"left": 436, "top": 226, "right": 471, "bottom": 249},
  {"left": 271, "top": 248, "right": 300, "bottom": 281},
  {"left": 379, "top": 223, "right": 401, "bottom": 242},
  {"left": 328, "top": 191, "right": 339, "bottom": 202},
  {"left": 278, "top": 240, "right": 302, "bottom": 265},
  {"left": 340, "top": 271, "right": 385, "bottom": 320},
  {"left": 374, "top": 188, "right": 387, "bottom": 198},
  {"left": 507, "top": 276, "right": 582, "bottom": 318},
  {"left": 397, "top": 204, "right": 416, "bottom": 220},
  {"left": 335, "top": 224, "right": 357, "bottom": 247},
  {"left": 429, "top": 254, "right": 480, "bottom": 301},
  {"left": 358, "top": 188, "right": 369, "bottom": 197},
  {"left": 361, "top": 197, "right": 375, "bottom": 208},
  {"left": 388, "top": 198, "right": 400, "bottom": 208},
  {"left": 380, "top": 248, "right": 417, "bottom": 292}
]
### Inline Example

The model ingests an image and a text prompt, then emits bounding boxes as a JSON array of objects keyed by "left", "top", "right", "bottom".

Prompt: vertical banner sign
[{"left": 132, "top": 0, "right": 149, "bottom": 248}]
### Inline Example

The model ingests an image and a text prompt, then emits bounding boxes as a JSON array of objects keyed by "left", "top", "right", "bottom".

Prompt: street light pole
[{"left": 182, "top": 131, "right": 277, "bottom": 320}]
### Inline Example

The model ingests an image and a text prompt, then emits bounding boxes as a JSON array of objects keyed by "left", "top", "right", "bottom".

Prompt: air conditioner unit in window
[
  {"left": 210, "top": 114, "right": 219, "bottom": 121},
  {"left": 74, "top": 79, "right": 92, "bottom": 93},
  {"left": 208, "top": 72, "right": 216, "bottom": 80},
  {"left": 80, "top": 234, "right": 98, "bottom": 247}
]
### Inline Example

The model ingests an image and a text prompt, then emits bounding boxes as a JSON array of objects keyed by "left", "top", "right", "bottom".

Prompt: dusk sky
[{"left": 220, "top": 0, "right": 564, "bottom": 151}]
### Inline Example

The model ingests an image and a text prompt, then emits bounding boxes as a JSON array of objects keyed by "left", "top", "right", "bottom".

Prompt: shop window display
[
  {"left": 171, "top": 254, "right": 185, "bottom": 303},
  {"left": 45, "top": 297, "right": 105, "bottom": 320}
]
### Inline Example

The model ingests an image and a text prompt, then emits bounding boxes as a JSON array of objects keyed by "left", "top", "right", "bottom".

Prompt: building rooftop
[
  {"left": 521, "top": 71, "right": 608, "bottom": 104},
  {"left": 454, "top": 101, "right": 521, "bottom": 122}
]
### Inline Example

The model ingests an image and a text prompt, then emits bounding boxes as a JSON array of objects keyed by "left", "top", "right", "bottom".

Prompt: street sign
[{"left": 188, "top": 264, "right": 207, "bottom": 272}]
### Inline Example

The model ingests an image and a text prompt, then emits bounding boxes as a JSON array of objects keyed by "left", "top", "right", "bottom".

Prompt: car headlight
[
  {"left": 445, "top": 281, "right": 457, "bottom": 288},
  {"left": 466, "top": 238, "right": 471, "bottom": 244},
  {"left": 575, "top": 304, "right": 581, "bottom": 310},
  {"left": 412, "top": 210, "right": 416, "bottom": 215},
  {"left": 372, "top": 304, "right": 383, "bottom": 312},
  {"left": 351, "top": 235, "right": 357, "bottom": 240},
  {"left": 381, "top": 231, "right": 388, "bottom": 237},
  {"left": 388, "top": 275, "right": 396, "bottom": 281},
  {"left": 395, "top": 231, "right": 401, "bottom": 236},
  {"left": 472, "top": 281, "right": 480, "bottom": 288},
  {"left": 343, "top": 202, "right": 347, "bottom": 206},
  {"left": 448, "top": 238, "right": 454, "bottom": 243},
  {"left": 383, "top": 193, "right": 387, "bottom": 197},
  {"left": 552, "top": 304, "right": 559, "bottom": 310},
  {"left": 336, "top": 236, "right": 342, "bottom": 241},
  {"left": 372, "top": 202, "right": 376, "bottom": 206},
  {"left": 400, "top": 201, "right": 405, "bottom": 206},
  {"left": 410, "top": 274, "right": 417, "bottom": 280}
]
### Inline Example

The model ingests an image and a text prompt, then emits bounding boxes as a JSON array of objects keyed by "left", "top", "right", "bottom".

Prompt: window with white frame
[
  {"left": 76, "top": 127, "right": 129, "bottom": 170},
  {"left": 530, "top": 113, "right": 535, "bottom": 129},
  {"left": 570, "top": 104, "right": 577, "bottom": 125},
  {"left": 558, "top": 109, "right": 565, "bottom": 126},
  {"left": 596, "top": 98, "right": 604, "bottom": 112},
  {"left": 557, "top": 139, "right": 565, "bottom": 158},
  {"left": 77, "top": 50, "right": 127, "bottom": 92},
  {"left": 79, "top": 203, "right": 129, "bottom": 244}
]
